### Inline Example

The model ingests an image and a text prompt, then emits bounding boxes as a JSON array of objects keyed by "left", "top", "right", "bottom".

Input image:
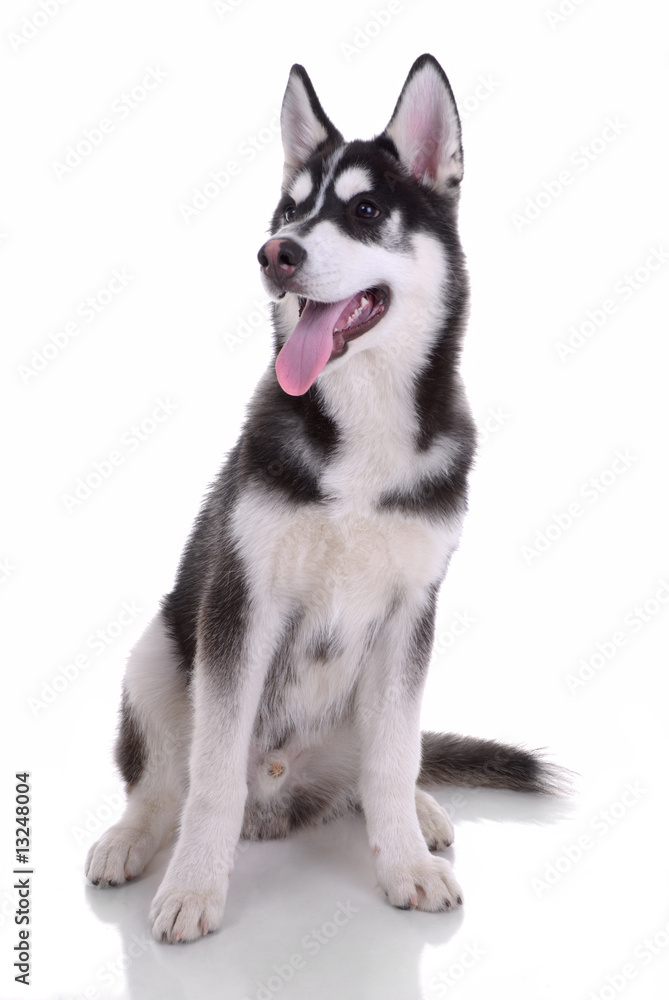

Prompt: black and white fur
[{"left": 86, "top": 55, "right": 563, "bottom": 943}]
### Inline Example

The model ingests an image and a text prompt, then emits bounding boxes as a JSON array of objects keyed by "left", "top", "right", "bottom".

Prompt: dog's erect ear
[
  {"left": 383, "top": 54, "right": 463, "bottom": 191},
  {"left": 280, "top": 64, "right": 343, "bottom": 189}
]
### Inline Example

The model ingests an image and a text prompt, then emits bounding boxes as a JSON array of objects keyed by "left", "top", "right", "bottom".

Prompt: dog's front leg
[
  {"left": 149, "top": 609, "right": 281, "bottom": 943},
  {"left": 357, "top": 593, "right": 463, "bottom": 912}
]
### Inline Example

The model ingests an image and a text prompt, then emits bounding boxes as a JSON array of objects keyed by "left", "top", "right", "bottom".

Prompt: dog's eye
[
  {"left": 284, "top": 204, "right": 296, "bottom": 222},
  {"left": 354, "top": 199, "right": 381, "bottom": 220}
]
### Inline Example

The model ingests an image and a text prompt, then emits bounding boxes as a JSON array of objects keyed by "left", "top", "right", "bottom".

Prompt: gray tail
[{"left": 419, "top": 732, "right": 570, "bottom": 795}]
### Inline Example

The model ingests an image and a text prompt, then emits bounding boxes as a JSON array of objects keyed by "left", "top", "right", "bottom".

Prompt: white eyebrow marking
[
  {"left": 281, "top": 148, "right": 345, "bottom": 234},
  {"left": 289, "top": 171, "right": 314, "bottom": 204},
  {"left": 334, "top": 166, "right": 373, "bottom": 202}
]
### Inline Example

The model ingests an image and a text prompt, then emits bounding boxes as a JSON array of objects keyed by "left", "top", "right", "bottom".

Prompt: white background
[{"left": 1, "top": 0, "right": 668, "bottom": 997}]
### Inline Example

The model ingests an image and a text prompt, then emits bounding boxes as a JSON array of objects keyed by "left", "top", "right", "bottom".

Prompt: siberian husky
[{"left": 86, "top": 54, "right": 563, "bottom": 943}]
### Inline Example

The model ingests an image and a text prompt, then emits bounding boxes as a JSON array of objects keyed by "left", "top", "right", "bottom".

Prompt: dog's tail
[{"left": 418, "top": 732, "right": 570, "bottom": 795}]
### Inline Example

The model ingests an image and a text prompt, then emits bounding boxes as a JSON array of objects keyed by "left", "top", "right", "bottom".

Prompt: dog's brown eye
[{"left": 354, "top": 200, "right": 381, "bottom": 220}]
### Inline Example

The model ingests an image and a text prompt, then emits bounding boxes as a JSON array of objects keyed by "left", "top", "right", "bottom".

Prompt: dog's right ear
[{"left": 280, "top": 65, "right": 343, "bottom": 190}]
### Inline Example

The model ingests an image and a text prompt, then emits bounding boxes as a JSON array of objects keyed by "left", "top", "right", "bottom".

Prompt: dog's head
[{"left": 258, "top": 54, "right": 465, "bottom": 397}]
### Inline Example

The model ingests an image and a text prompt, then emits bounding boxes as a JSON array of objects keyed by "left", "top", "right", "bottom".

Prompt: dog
[{"left": 86, "top": 53, "right": 562, "bottom": 943}]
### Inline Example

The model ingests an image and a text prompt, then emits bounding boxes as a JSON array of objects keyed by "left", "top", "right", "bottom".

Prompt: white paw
[
  {"left": 85, "top": 825, "right": 156, "bottom": 887},
  {"left": 377, "top": 851, "right": 463, "bottom": 911},
  {"left": 149, "top": 885, "right": 225, "bottom": 943},
  {"left": 416, "top": 789, "right": 454, "bottom": 851}
]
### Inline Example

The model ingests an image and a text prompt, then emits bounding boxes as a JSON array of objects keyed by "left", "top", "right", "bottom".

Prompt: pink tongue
[{"left": 275, "top": 297, "right": 353, "bottom": 396}]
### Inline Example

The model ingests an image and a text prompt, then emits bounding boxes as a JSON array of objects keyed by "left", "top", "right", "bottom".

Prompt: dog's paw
[
  {"left": 377, "top": 852, "right": 463, "bottom": 911},
  {"left": 416, "top": 788, "right": 455, "bottom": 851},
  {"left": 85, "top": 825, "right": 156, "bottom": 887},
  {"left": 415, "top": 789, "right": 454, "bottom": 850},
  {"left": 149, "top": 885, "right": 225, "bottom": 943}
]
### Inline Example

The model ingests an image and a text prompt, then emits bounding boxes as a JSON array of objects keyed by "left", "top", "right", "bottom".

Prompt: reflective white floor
[{"left": 6, "top": 691, "right": 667, "bottom": 1000}]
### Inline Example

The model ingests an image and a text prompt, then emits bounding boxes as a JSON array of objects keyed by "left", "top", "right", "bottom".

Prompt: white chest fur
[{"left": 233, "top": 491, "right": 459, "bottom": 614}]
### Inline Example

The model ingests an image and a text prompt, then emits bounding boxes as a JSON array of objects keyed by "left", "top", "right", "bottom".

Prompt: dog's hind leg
[
  {"left": 85, "top": 612, "right": 190, "bottom": 887},
  {"left": 415, "top": 788, "right": 454, "bottom": 851}
]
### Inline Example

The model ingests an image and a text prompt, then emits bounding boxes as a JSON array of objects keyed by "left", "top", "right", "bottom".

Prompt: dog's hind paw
[{"left": 415, "top": 789, "right": 454, "bottom": 850}]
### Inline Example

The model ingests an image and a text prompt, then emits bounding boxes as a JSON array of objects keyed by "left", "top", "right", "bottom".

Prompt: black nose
[{"left": 257, "top": 238, "right": 307, "bottom": 275}]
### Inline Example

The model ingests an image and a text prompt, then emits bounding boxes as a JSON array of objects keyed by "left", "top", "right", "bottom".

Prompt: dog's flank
[{"left": 85, "top": 54, "right": 568, "bottom": 944}]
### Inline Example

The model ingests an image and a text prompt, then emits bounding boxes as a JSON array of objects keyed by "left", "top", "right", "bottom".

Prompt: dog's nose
[{"left": 257, "top": 238, "right": 306, "bottom": 278}]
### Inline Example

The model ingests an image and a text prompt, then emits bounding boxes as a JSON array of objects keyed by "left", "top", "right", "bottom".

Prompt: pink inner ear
[
  {"left": 401, "top": 76, "right": 453, "bottom": 183},
  {"left": 409, "top": 104, "right": 447, "bottom": 182},
  {"left": 410, "top": 139, "right": 440, "bottom": 182}
]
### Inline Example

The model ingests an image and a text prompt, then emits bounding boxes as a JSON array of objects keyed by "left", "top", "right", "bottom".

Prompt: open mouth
[
  {"left": 276, "top": 285, "right": 390, "bottom": 396},
  {"left": 298, "top": 285, "right": 389, "bottom": 357}
]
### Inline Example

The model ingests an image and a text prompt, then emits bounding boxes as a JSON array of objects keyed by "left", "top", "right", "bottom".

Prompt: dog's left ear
[
  {"left": 383, "top": 54, "right": 463, "bottom": 191},
  {"left": 280, "top": 65, "right": 343, "bottom": 190}
]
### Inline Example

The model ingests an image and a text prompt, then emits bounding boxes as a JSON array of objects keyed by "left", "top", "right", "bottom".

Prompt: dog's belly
[
  {"left": 232, "top": 489, "right": 462, "bottom": 742},
  {"left": 253, "top": 612, "right": 360, "bottom": 747}
]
